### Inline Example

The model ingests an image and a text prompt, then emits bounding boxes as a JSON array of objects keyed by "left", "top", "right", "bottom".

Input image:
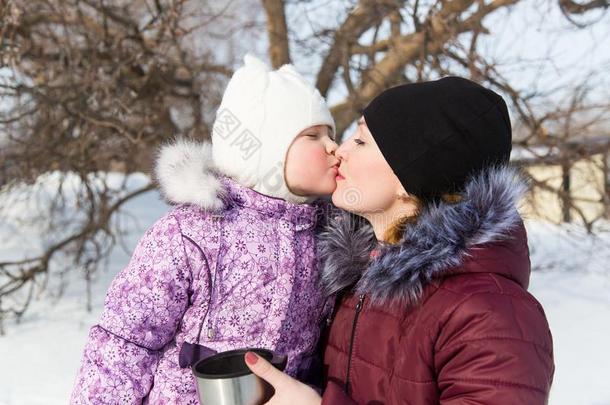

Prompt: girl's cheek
[{"left": 305, "top": 143, "right": 329, "bottom": 165}]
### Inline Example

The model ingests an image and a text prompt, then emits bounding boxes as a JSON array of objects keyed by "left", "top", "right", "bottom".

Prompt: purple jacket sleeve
[{"left": 70, "top": 213, "right": 193, "bottom": 404}]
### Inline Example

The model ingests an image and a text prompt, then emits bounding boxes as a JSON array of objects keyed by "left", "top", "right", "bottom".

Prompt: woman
[{"left": 245, "top": 77, "right": 555, "bottom": 404}]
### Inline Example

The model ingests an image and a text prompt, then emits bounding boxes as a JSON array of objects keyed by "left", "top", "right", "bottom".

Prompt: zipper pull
[{"left": 355, "top": 294, "right": 365, "bottom": 312}]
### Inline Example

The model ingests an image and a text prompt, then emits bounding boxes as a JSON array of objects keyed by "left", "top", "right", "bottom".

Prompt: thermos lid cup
[{"left": 193, "top": 348, "right": 287, "bottom": 380}]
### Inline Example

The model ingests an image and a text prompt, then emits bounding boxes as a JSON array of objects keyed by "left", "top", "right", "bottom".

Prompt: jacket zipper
[{"left": 345, "top": 293, "right": 366, "bottom": 393}]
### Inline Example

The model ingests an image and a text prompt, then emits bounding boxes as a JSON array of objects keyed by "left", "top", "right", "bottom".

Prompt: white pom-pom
[
  {"left": 155, "top": 139, "right": 225, "bottom": 211},
  {"left": 243, "top": 53, "right": 269, "bottom": 72}
]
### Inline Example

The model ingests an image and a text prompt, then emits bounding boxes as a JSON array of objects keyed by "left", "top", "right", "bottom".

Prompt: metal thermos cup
[{"left": 192, "top": 348, "right": 288, "bottom": 405}]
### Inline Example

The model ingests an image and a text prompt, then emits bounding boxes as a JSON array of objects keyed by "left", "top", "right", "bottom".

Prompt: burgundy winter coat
[{"left": 317, "top": 167, "right": 555, "bottom": 404}]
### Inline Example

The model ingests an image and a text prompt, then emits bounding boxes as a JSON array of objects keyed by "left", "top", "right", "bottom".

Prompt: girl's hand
[{"left": 244, "top": 351, "right": 322, "bottom": 405}]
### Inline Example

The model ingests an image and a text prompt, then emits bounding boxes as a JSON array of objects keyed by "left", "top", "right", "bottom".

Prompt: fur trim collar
[
  {"left": 154, "top": 139, "right": 225, "bottom": 211},
  {"left": 319, "top": 165, "right": 530, "bottom": 305}
]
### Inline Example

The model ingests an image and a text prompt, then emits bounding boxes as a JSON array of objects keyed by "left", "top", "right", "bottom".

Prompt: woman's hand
[{"left": 244, "top": 351, "right": 322, "bottom": 405}]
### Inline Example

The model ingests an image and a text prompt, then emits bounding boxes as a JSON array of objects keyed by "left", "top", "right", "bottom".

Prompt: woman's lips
[{"left": 332, "top": 164, "right": 345, "bottom": 180}]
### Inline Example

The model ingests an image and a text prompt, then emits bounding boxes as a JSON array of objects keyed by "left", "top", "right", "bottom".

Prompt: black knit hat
[{"left": 362, "top": 76, "right": 512, "bottom": 198}]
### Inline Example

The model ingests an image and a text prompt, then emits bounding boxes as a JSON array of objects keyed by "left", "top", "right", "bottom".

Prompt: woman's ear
[
  {"left": 396, "top": 192, "right": 410, "bottom": 202},
  {"left": 395, "top": 182, "right": 410, "bottom": 202}
]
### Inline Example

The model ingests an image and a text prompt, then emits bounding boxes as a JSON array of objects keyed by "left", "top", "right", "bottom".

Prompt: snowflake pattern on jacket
[{"left": 70, "top": 141, "right": 331, "bottom": 404}]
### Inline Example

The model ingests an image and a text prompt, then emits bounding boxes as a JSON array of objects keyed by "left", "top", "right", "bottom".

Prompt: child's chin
[
  {"left": 319, "top": 181, "right": 338, "bottom": 195},
  {"left": 307, "top": 179, "right": 337, "bottom": 197}
]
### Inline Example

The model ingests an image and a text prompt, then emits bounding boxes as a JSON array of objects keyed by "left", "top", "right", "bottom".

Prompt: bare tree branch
[
  {"left": 559, "top": 0, "right": 609, "bottom": 14},
  {"left": 330, "top": 0, "right": 520, "bottom": 134},
  {"left": 261, "top": 0, "right": 291, "bottom": 67},
  {"left": 316, "top": 0, "right": 401, "bottom": 97}
]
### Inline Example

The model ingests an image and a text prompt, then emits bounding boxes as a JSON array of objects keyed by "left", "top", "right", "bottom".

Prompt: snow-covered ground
[{"left": 0, "top": 174, "right": 609, "bottom": 405}]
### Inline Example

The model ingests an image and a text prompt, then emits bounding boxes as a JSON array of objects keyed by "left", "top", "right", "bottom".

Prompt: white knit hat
[{"left": 211, "top": 54, "right": 335, "bottom": 204}]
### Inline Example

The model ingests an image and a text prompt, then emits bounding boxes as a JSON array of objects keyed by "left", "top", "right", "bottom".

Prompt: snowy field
[{"left": 0, "top": 173, "right": 609, "bottom": 405}]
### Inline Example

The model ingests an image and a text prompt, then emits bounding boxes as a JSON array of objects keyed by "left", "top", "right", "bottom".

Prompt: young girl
[{"left": 70, "top": 54, "right": 339, "bottom": 404}]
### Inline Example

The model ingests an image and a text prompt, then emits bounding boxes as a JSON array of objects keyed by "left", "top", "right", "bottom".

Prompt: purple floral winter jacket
[{"left": 70, "top": 141, "right": 330, "bottom": 404}]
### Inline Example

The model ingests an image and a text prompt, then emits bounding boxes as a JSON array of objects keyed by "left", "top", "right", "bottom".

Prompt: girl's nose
[{"left": 327, "top": 139, "right": 339, "bottom": 155}]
